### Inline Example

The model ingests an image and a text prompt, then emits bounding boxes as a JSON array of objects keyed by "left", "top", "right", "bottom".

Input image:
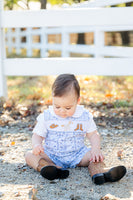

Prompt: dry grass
[{"left": 7, "top": 75, "right": 133, "bottom": 107}]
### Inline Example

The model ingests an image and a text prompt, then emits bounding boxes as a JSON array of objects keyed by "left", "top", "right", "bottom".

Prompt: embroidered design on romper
[
  {"left": 61, "top": 121, "right": 73, "bottom": 131},
  {"left": 50, "top": 124, "right": 59, "bottom": 129},
  {"left": 74, "top": 123, "right": 83, "bottom": 131}
]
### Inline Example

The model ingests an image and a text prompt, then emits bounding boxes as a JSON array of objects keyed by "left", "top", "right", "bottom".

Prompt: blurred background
[{"left": 2, "top": 0, "right": 133, "bottom": 108}]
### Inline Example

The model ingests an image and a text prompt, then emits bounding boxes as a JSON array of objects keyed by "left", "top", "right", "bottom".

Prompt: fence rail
[
  {"left": 4, "top": 58, "right": 133, "bottom": 76},
  {"left": 1, "top": 0, "right": 133, "bottom": 97},
  {"left": 5, "top": 26, "right": 133, "bottom": 58},
  {"left": 3, "top": 7, "right": 133, "bottom": 28}
]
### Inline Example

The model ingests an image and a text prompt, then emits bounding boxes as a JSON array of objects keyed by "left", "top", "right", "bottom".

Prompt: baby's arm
[
  {"left": 32, "top": 132, "right": 44, "bottom": 156},
  {"left": 86, "top": 130, "right": 104, "bottom": 163}
]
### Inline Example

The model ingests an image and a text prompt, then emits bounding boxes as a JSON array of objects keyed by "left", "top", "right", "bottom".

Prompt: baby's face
[{"left": 53, "top": 92, "right": 80, "bottom": 118}]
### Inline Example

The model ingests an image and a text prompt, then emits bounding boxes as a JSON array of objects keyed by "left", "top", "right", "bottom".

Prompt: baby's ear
[{"left": 77, "top": 97, "right": 80, "bottom": 104}]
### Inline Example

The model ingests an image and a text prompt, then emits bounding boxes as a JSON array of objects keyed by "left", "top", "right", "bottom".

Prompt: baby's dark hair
[{"left": 52, "top": 74, "right": 80, "bottom": 98}]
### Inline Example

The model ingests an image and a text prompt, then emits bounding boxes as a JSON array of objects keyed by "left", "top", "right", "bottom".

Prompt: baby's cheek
[
  {"left": 68, "top": 110, "right": 75, "bottom": 116},
  {"left": 54, "top": 110, "right": 58, "bottom": 115}
]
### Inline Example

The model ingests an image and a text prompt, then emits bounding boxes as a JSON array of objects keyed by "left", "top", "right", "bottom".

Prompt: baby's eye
[
  {"left": 56, "top": 106, "right": 60, "bottom": 109},
  {"left": 66, "top": 107, "right": 71, "bottom": 110}
]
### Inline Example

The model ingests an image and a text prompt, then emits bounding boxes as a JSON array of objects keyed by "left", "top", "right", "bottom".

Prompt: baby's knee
[{"left": 25, "top": 151, "right": 32, "bottom": 164}]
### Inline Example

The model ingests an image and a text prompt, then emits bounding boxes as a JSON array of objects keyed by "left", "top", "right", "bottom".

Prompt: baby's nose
[{"left": 60, "top": 108, "right": 66, "bottom": 113}]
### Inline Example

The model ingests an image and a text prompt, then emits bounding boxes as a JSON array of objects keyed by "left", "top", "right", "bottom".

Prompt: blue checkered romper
[{"left": 36, "top": 106, "right": 97, "bottom": 169}]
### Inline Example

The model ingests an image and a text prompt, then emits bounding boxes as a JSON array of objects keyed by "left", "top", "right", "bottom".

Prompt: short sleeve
[
  {"left": 86, "top": 112, "right": 97, "bottom": 133},
  {"left": 32, "top": 113, "right": 47, "bottom": 138}
]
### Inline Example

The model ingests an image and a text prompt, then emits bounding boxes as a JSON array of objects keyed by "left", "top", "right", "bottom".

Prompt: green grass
[{"left": 114, "top": 100, "right": 133, "bottom": 108}]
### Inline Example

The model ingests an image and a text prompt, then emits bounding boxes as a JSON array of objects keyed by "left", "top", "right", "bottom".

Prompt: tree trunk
[
  {"left": 125, "top": 2, "right": 132, "bottom": 6},
  {"left": 120, "top": 31, "right": 130, "bottom": 45},
  {"left": 119, "top": 3, "right": 132, "bottom": 45},
  {"left": 76, "top": 0, "right": 85, "bottom": 44},
  {"left": 40, "top": 0, "right": 47, "bottom": 9},
  {"left": 111, "top": 3, "right": 132, "bottom": 45},
  {"left": 77, "top": 33, "right": 85, "bottom": 44}
]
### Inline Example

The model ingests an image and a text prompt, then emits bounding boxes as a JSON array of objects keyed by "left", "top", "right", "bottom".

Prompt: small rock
[
  {"left": 0, "top": 158, "right": 4, "bottom": 163},
  {"left": 0, "top": 192, "right": 4, "bottom": 197},
  {"left": 70, "top": 195, "right": 81, "bottom": 200},
  {"left": 60, "top": 187, "right": 67, "bottom": 190},
  {"left": 98, "top": 122, "right": 106, "bottom": 127},
  {"left": 0, "top": 148, "right": 5, "bottom": 156},
  {"left": 100, "top": 194, "right": 119, "bottom": 200},
  {"left": 19, "top": 137, "right": 28, "bottom": 141},
  {"left": 14, "top": 191, "right": 21, "bottom": 197}
]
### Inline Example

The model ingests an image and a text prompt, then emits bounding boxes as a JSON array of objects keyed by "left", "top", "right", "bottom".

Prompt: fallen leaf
[
  {"left": 114, "top": 125, "right": 123, "bottom": 129},
  {"left": 105, "top": 94, "right": 113, "bottom": 98},
  {"left": 11, "top": 141, "right": 15, "bottom": 146},
  {"left": 84, "top": 76, "right": 90, "bottom": 82},
  {"left": 3, "top": 101, "right": 12, "bottom": 109},
  {"left": 27, "top": 94, "right": 41, "bottom": 100},
  {"left": 44, "top": 99, "right": 52, "bottom": 105},
  {"left": 97, "top": 122, "right": 106, "bottom": 127},
  {"left": 0, "top": 114, "right": 14, "bottom": 126},
  {"left": 31, "top": 188, "right": 38, "bottom": 200},
  {"left": 117, "top": 150, "right": 123, "bottom": 160}
]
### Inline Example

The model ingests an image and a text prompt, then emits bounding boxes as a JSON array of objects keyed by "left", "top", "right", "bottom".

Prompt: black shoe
[
  {"left": 92, "top": 165, "right": 127, "bottom": 185},
  {"left": 40, "top": 166, "right": 69, "bottom": 180}
]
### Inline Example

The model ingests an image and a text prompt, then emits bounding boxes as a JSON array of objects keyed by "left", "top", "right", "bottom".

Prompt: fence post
[
  {"left": 62, "top": 26, "right": 70, "bottom": 57},
  {"left": 40, "top": 27, "right": 48, "bottom": 57},
  {"left": 16, "top": 28, "right": 21, "bottom": 55},
  {"left": 27, "top": 27, "right": 32, "bottom": 57},
  {"left": 94, "top": 29, "right": 104, "bottom": 58},
  {"left": 6, "top": 28, "right": 12, "bottom": 54},
  {"left": 0, "top": 0, "right": 7, "bottom": 98}
]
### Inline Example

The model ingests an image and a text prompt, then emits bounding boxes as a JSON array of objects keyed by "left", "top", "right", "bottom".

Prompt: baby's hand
[
  {"left": 32, "top": 144, "right": 44, "bottom": 156},
  {"left": 90, "top": 147, "right": 104, "bottom": 163}
]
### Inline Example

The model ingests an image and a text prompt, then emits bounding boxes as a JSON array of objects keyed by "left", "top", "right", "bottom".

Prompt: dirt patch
[
  {"left": 0, "top": 103, "right": 133, "bottom": 200},
  {"left": 0, "top": 124, "right": 133, "bottom": 200}
]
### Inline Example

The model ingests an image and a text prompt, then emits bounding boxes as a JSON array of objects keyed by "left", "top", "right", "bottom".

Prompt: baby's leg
[
  {"left": 77, "top": 150, "right": 91, "bottom": 167},
  {"left": 25, "top": 151, "right": 69, "bottom": 180},
  {"left": 88, "top": 162, "right": 126, "bottom": 185},
  {"left": 25, "top": 151, "right": 55, "bottom": 171},
  {"left": 76, "top": 150, "right": 126, "bottom": 185}
]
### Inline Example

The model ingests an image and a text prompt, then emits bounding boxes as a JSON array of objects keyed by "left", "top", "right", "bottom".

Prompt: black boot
[
  {"left": 40, "top": 166, "right": 69, "bottom": 180},
  {"left": 88, "top": 162, "right": 126, "bottom": 185}
]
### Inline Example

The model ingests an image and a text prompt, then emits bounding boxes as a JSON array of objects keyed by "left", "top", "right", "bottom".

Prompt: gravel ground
[{"left": 0, "top": 115, "right": 133, "bottom": 200}]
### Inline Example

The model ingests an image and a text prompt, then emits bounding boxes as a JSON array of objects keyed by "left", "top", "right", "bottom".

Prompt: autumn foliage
[{"left": 6, "top": 75, "right": 133, "bottom": 107}]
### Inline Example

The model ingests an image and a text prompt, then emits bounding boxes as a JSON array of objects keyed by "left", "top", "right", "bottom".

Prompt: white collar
[{"left": 49, "top": 105, "right": 84, "bottom": 119}]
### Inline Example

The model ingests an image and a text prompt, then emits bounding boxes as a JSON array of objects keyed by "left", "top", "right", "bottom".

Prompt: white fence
[
  {"left": 1, "top": 0, "right": 133, "bottom": 97},
  {"left": 5, "top": 26, "right": 133, "bottom": 58},
  {"left": 5, "top": 0, "right": 133, "bottom": 58}
]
